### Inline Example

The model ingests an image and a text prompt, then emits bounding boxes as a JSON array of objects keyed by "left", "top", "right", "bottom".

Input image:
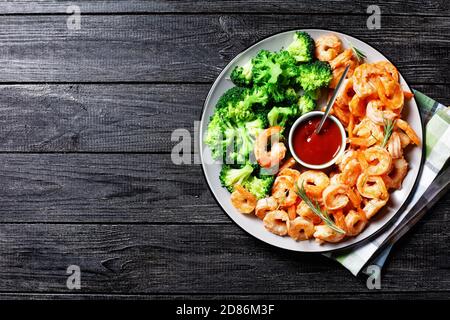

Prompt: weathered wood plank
[
  {"left": 0, "top": 153, "right": 222, "bottom": 223},
  {"left": 0, "top": 84, "right": 203, "bottom": 152},
  {"left": 0, "top": 153, "right": 447, "bottom": 224},
  {"left": 0, "top": 84, "right": 447, "bottom": 153},
  {"left": 0, "top": 1, "right": 447, "bottom": 15},
  {"left": 0, "top": 15, "right": 447, "bottom": 83},
  {"left": 0, "top": 217, "right": 447, "bottom": 293},
  {"left": 0, "top": 292, "right": 448, "bottom": 300}
]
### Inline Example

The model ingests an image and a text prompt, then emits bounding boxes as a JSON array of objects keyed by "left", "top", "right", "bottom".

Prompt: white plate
[{"left": 199, "top": 29, "right": 423, "bottom": 253}]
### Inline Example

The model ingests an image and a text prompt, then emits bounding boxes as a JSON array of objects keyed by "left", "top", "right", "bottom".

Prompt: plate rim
[{"left": 199, "top": 28, "right": 425, "bottom": 253}]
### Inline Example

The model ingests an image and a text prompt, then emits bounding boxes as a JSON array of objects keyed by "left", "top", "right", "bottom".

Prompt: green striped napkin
[{"left": 326, "top": 90, "right": 450, "bottom": 275}]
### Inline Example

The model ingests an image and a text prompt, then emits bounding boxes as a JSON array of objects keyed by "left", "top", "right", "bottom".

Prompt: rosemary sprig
[
  {"left": 381, "top": 117, "right": 395, "bottom": 148},
  {"left": 345, "top": 38, "right": 367, "bottom": 62},
  {"left": 295, "top": 183, "right": 346, "bottom": 234}
]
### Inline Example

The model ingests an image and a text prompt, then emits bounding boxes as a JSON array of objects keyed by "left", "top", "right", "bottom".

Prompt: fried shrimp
[
  {"left": 335, "top": 78, "right": 356, "bottom": 108},
  {"left": 296, "top": 201, "right": 322, "bottom": 224},
  {"left": 345, "top": 209, "right": 367, "bottom": 236},
  {"left": 382, "top": 157, "right": 408, "bottom": 190},
  {"left": 255, "top": 197, "right": 278, "bottom": 220},
  {"left": 231, "top": 185, "right": 257, "bottom": 214},
  {"left": 387, "top": 131, "right": 403, "bottom": 159},
  {"left": 322, "top": 184, "right": 350, "bottom": 210},
  {"left": 366, "top": 100, "right": 398, "bottom": 125},
  {"left": 297, "top": 170, "right": 330, "bottom": 198},
  {"left": 376, "top": 78, "right": 404, "bottom": 110},
  {"left": 263, "top": 210, "right": 289, "bottom": 236},
  {"left": 349, "top": 95, "right": 366, "bottom": 118},
  {"left": 315, "top": 34, "right": 342, "bottom": 62},
  {"left": 364, "top": 146, "right": 393, "bottom": 176},
  {"left": 288, "top": 217, "right": 315, "bottom": 241},
  {"left": 352, "top": 63, "right": 379, "bottom": 98},
  {"left": 272, "top": 175, "right": 298, "bottom": 207},
  {"left": 362, "top": 198, "right": 388, "bottom": 219},
  {"left": 396, "top": 119, "right": 420, "bottom": 145},
  {"left": 349, "top": 118, "right": 383, "bottom": 147},
  {"left": 254, "top": 126, "right": 287, "bottom": 168},
  {"left": 356, "top": 173, "right": 389, "bottom": 200},
  {"left": 314, "top": 225, "right": 345, "bottom": 243},
  {"left": 278, "top": 168, "right": 301, "bottom": 182}
]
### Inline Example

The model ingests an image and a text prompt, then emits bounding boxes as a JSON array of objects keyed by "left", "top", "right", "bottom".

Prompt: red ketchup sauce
[{"left": 292, "top": 115, "right": 342, "bottom": 165}]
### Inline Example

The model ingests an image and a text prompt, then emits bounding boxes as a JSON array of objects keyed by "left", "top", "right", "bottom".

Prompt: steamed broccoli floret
[
  {"left": 204, "top": 112, "right": 226, "bottom": 160},
  {"left": 297, "top": 61, "right": 333, "bottom": 91},
  {"left": 286, "top": 31, "right": 315, "bottom": 63},
  {"left": 283, "top": 87, "right": 299, "bottom": 105},
  {"left": 220, "top": 163, "right": 254, "bottom": 192},
  {"left": 304, "top": 88, "right": 320, "bottom": 101},
  {"left": 274, "top": 50, "right": 300, "bottom": 84},
  {"left": 252, "top": 50, "right": 283, "bottom": 85},
  {"left": 267, "top": 106, "right": 295, "bottom": 127},
  {"left": 298, "top": 94, "right": 317, "bottom": 115},
  {"left": 230, "top": 60, "right": 253, "bottom": 87},
  {"left": 243, "top": 175, "right": 275, "bottom": 199}
]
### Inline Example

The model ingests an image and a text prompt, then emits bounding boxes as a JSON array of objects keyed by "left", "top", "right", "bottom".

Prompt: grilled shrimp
[
  {"left": 254, "top": 126, "right": 287, "bottom": 168},
  {"left": 255, "top": 197, "right": 278, "bottom": 220},
  {"left": 362, "top": 198, "right": 388, "bottom": 219},
  {"left": 315, "top": 34, "right": 342, "bottom": 62},
  {"left": 231, "top": 185, "right": 257, "bottom": 214},
  {"left": 272, "top": 175, "right": 298, "bottom": 207},
  {"left": 345, "top": 209, "right": 367, "bottom": 236},
  {"left": 356, "top": 173, "right": 388, "bottom": 200},
  {"left": 288, "top": 217, "right": 315, "bottom": 241},
  {"left": 366, "top": 100, "right": 398, "bottom": 125},
  {"left": 314, "top": 225, "right": 345, "bottom": 244},
  {"left": 263, "top": 210, "right": 289, "bottom": 236},
  {"left": 297, "top": 170, "right": 330, "bottom": 199},
  {"left": 396, "top": 119, "right": 420, "bottom": 145},
  {"left": 387, "top": 131, "right": 403, "bottom": 159},
  {"left": 364, "top": 146, "right": 393, "bottom": 176}
]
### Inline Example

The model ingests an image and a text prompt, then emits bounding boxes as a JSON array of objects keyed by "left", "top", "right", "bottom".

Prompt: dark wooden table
[{"left": 0, "top": 0, "right": 448, "bottom": 300}]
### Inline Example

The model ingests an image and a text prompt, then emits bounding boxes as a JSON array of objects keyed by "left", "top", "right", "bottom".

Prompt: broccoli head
[
  {"left": 283, "top": 87, "right": 299, "bottom": 105},
  {"left": 243, "top": 175, "right": 275, "bottom": 199},
  {"left": 286, "top": 31, "right": 315, "bottom": 63},
  {"left": 204, "top": 112, "right": 226, "bottom": 160},
  {"left": 298, "top": 94, "right": 317, "bottom": 115},
  {"left": 230, "top": 60, "right": 253, "bottom": 87},
  {"left": 267, "top": 106, "right": 296, "bottom": 128},
  {"left": 297, "top": 61, "right": 332, "bottom": 91},
  {"left": 273, "top": 50, "right": 300, "bottom": 84},
  {"left": 220, "top": 163, "right": 254, "bottom": 192},
  {"left": 252, "top": 50, "right": 283, "bottom": 85}
]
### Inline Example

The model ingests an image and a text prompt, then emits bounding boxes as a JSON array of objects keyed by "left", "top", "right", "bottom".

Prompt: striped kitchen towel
[{"left": 326, "top": 90, "right": 450, "bottom": 276}]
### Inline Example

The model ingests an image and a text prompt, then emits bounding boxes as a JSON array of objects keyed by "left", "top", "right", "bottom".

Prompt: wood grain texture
[
  {"left": 0, "top": 0, "right": 448, "bottom": 15},
  {"left": 0, "top": 213, "right": 447, "bottom": 294},
  {"left": 0, "top": 15, "right": 447, "bottom": 83},
  {"left": 0, "top": 154, "right": 221, "bottom": 223},
  {"left": 0, "top": 84, "right": 447, "bottom": 153}
]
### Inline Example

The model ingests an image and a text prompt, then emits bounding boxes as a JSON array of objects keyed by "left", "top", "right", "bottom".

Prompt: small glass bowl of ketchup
[{"left": 288, "top": 111, "right": 346, "bottom": 170}]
